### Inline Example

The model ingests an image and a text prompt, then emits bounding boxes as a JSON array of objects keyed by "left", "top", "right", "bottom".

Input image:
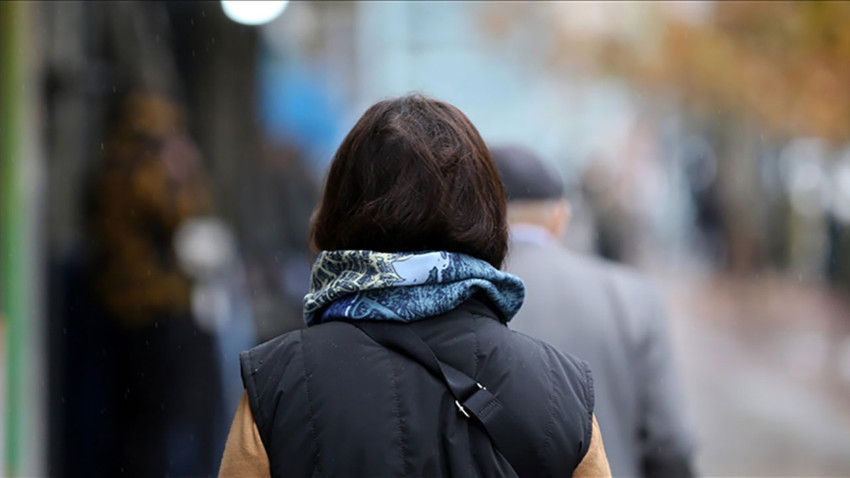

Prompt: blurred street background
[{"left": 2, "top": 1, "right": 850, "bottom": 476}]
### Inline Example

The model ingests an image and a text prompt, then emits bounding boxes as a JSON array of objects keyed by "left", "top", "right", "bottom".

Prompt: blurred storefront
[{"left": 2, "top": 2, "right": 321, "bottom": 475}]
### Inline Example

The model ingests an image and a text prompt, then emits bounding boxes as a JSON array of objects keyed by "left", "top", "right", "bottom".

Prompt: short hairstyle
[{"left": 310, "top": 95, "right": 508, "bottom": 268}]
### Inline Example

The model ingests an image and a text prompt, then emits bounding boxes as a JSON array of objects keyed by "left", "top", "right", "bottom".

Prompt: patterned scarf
[{"left": 303, "top": 250, "right": 525, "bottom": 326}]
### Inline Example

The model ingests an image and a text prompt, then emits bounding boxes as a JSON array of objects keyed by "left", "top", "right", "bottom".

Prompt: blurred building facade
[{"left": 2, "top": 2, "right": 318, "bottom": 475}]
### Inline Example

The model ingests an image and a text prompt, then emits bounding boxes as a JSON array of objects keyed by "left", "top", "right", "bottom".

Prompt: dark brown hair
[{"left": 310, "top": 95, "right": 508, "bottom": 268}]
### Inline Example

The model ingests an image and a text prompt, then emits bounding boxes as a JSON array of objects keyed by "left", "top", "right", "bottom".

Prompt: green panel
[{"left": 1, "top": 1, "right": 28, "bottom": 475}]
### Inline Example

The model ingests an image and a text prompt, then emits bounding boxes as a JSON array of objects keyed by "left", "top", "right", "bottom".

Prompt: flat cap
[{"left": 490, "top": 144, "right": 564, "bottom": 201}]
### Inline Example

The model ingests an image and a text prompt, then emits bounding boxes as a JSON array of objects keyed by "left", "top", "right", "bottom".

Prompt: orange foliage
[
  {"left": 637, "top": 2, "right": 850, "bottom": 142},
  {"left": 533, "top": 1, "right": 850, "bottom": 143}
]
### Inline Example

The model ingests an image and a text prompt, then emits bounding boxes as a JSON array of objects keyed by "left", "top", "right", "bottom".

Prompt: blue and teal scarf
[{"left": 303, "top": 250, "right": 525, "bottom": 326}]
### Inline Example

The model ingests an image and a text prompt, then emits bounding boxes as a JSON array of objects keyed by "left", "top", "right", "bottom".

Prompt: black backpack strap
[{"left": 350, "top": 321, "right": 543, "bottom": 478}]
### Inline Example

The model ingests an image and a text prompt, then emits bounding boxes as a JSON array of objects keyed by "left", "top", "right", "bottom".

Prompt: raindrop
[
  {"left": 100, "top": 143, "right": 104, "bottom": 150},
  {"left": 190, "top": 19, "right": 195, "bottom": 26}
]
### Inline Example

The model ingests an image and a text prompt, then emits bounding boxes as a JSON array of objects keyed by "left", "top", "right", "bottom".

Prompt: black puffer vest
[{"left": 241, "top": 299, "right": 594, "bottom": 477}]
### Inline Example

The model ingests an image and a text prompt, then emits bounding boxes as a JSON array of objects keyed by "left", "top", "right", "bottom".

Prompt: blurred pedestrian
[
  {"left": 493, "top": 144, "right": 696, "bottom": 478},
  {"left": 219, "top": 95, "right": 611, "bottom": 477},
  {"left": 88, "top": 89, "right": 221, "bottom": 477}
]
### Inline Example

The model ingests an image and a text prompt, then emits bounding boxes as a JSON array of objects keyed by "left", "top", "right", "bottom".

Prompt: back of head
[
  {"left": 490, "top": 144, "right": 569, "bottom": 236},
  {"left": 311, "top": 95, "right": 508, "bottom": 268},
  {"left": 490, "top": 145, "right": 564, "bottom": 202}
]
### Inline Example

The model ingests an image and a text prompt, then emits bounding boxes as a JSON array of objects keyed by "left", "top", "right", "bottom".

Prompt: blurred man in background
[{"left": 493, "top": 145, "right": 696, "bottom": 478}]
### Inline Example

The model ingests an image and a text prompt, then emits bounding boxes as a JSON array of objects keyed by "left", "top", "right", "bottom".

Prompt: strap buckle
[
  {"left": 455, "top": 400, "right": 470, "bottom": 418},
  {"left": 455, "top": 382, "right": 486, "bottom": 418}
]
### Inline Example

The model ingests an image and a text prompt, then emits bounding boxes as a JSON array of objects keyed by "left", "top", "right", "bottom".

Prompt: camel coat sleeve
[
  {"left": 218, "top": 391, "right": 271, "bottom": 478},
  {"left": 574, "top": 414, "right": 612, "bottom": 477}
]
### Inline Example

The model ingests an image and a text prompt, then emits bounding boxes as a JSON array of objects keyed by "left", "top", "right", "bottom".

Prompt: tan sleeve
[
  {"left": 219, "top": 391, "right": 272, "bottom": 478},
  {"left": 573, "top": 414, "right": 612, "bottom": 478}
]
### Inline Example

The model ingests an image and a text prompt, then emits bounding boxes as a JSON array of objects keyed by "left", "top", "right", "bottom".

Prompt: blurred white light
[
  {"left": 174, "top": 217, "right": 235, "bottom": 279},
  {"left": 221, "top": 1, "right": 288, "bottom": 26}
]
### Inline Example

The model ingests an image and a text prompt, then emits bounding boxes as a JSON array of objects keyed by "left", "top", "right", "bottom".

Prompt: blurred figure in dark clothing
[
  {"left": 580, "top": 158, "right": 633, "bottom": 263},
  {"left": 240, "top": 141, "right": 318, "bottom": 341},
  {"left": 494, "top": 144, "right": 697, "bottom": 478},
  {"left": 682, "top": 135, "right": 726, "bottom": 266},
  {"left": 87, "top": 90, "right": 220, "bottom": 477}
]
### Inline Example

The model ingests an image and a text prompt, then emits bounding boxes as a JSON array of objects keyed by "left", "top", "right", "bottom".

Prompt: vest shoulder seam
[
  {"left": 297, "top": 329, "right": 323, "bottom": 476},
  {"left": 540, "top": 348, "right": 561, "bottom": 473},
  {"left": 387, "top": 349, "right": 410, "bottom": 476}
]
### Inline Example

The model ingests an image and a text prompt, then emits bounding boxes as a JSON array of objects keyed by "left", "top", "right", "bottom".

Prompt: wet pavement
[{"left": 662, "top": 271, "right": 850, "bottom": 476}]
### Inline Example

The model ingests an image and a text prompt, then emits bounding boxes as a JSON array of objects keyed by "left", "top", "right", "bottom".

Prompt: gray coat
[{"left": 505, "top": 232, "right": 695, "bottom": 478}]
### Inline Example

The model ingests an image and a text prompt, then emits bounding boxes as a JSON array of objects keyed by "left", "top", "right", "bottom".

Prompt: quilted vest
[{"left": 241, "top": 298, "right": 594, "bottom": 477}]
